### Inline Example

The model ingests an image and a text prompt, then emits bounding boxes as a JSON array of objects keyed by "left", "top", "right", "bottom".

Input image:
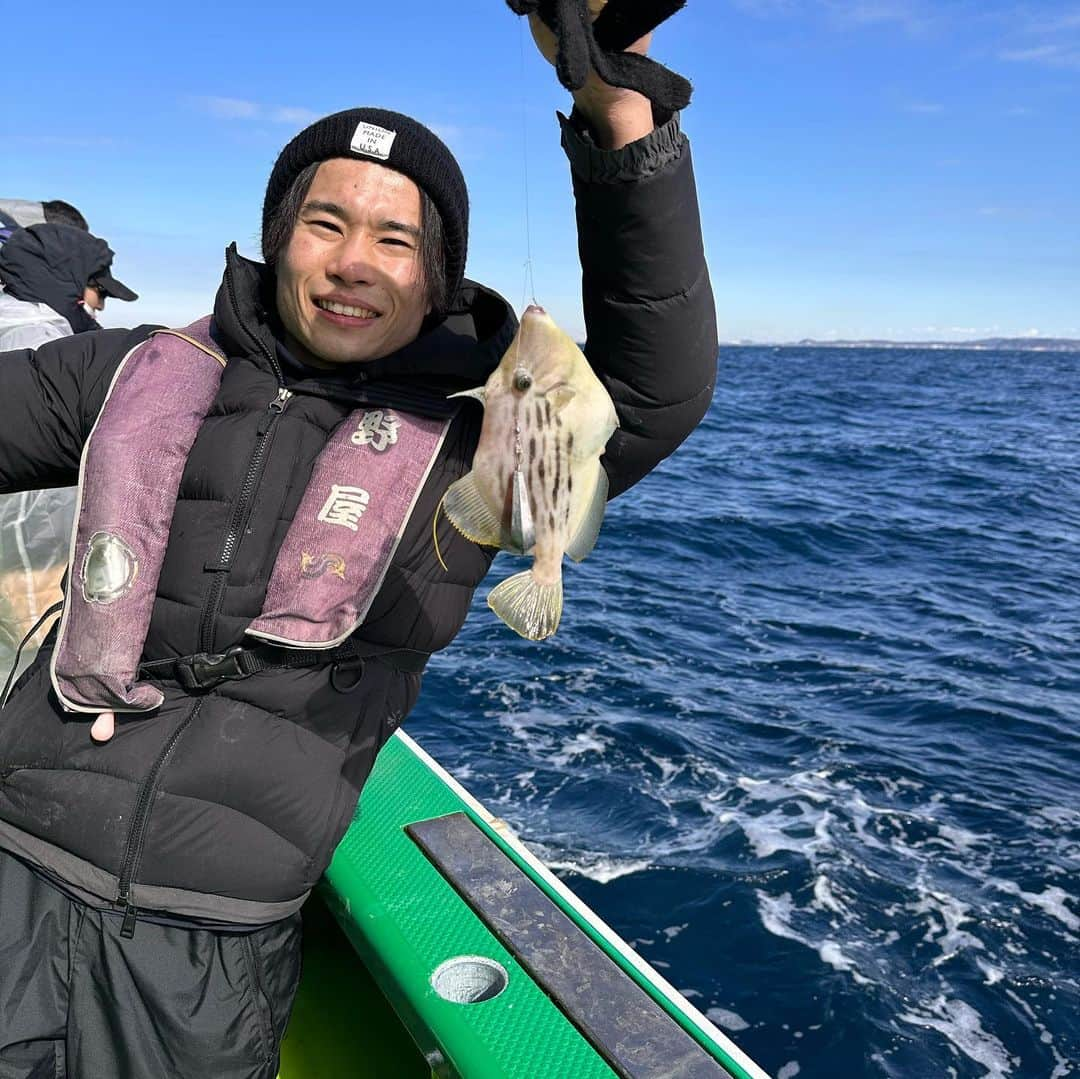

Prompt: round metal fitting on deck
[{"left": 430, "top": 955, "right": 509, "bottom": 1004}]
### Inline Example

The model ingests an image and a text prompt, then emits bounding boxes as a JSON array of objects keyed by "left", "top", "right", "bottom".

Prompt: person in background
[
  {"left": 0, "top": 222, "right": 138, "bottom": 694},
  {"left": 0, "top": 222, "right": 136, "bottom": 349},
  {"left": 0, "top": 198, "right": 89, "bottom": 246}
]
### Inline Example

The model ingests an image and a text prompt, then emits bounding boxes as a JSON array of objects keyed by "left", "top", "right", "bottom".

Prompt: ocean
[{"left": 409, "top": 346, "right": 1080, "bottom": 1079}]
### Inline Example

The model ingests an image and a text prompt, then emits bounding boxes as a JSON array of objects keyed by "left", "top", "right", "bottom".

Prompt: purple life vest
[{"left": 50, "top": 317, "right": 451, "bottom": 713}]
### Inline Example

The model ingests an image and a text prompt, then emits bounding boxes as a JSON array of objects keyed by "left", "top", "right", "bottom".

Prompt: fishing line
[
  {"left": 518, "top": 17, "right": 538, "bottom": 309},
  {"left": 433, "top": 495, "right": 449, "bottom": 573}
]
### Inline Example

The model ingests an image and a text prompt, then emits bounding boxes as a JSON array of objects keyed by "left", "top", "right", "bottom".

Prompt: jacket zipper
[
  {"left": 224, "top": 253, "right": 285, "bottom": 384},
  {"left": 116, "top": 699, "right": 205, "bottom": 937},
  {"left": 198, "top": 386, "right": 292, "bottom": 653},
  {"left": 197, "top": 253, "right": 293, "bottom": 653},
  {"left": 241, "top": 935, "right": 275, "bottom": 1063},
  {"left": 116, "top": 263, "right": 295, "bottom": 936}
]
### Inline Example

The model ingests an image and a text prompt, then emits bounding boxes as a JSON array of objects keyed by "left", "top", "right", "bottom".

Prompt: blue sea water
[{"left": 410, "top": 346, "right": 1080, "bottom": 1079}]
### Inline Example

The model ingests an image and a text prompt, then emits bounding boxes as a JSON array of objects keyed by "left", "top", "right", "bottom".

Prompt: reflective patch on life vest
[{"left": 80, "top": 531, "right": 139, "bottom": 604}]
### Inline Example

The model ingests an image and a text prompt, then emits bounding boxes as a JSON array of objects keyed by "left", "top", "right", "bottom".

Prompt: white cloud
[
  {"left": 734, "top": 0, "right": 1080, "bottom": 67},
  {"left": 8, "top": 134, "right": 121, "bottom": 148},
  {"left": 268, "top": 106, "right": 321, "bottom": 126},
  {"left": 731, "top": 0, "right": 937, "bottom": 33},
  {"left": 999, "top": 43, "right": 1080, "bottom": 66},
  {"left": 419, "top": 121, "right": 504, "bottom": 162},
  {"left": 730, "top": 0, "right": 798, "bottom": 15},
  {"left": 191, "top": 97, "right": 319, "bottom": 126},
  {"left": 903, "top": 102, "right": 944, "bottom": 113},
  {"left": 429, "top": 123, "right": 464, "bottom": 143},
  {"left": 1020, "top": 10, "right": 1080, "bottom": 35},
  {"left": 823, "top": 0, "right": 928, "bottom": 30},
  {"left": 197, "top": 96, "right": 261, "bottom": 119},
  {"left": 997, "top": 6, "right": 1080, "bottom": 69}
]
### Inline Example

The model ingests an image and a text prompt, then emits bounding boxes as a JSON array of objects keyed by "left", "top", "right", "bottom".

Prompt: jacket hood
[
  {"left": 0, "top": 223, "right": 116, "bottom": 334},
  {"left": 212, "top": 244, "right": 517, "bottom": 415}
]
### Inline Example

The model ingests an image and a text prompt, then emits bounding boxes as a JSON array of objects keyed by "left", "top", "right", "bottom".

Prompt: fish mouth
[{"left": 313, "top": 296, "right": 383, "bottom": 320}]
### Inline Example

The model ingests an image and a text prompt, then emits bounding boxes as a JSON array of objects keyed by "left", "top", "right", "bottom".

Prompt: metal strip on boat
[{"left": 408, "top": 811, "right": 733, "bottom": 1079}]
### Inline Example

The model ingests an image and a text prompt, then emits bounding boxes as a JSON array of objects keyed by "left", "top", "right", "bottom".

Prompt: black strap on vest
[{"left": 137, "top": 638, "right": 429, "bottom": 693}]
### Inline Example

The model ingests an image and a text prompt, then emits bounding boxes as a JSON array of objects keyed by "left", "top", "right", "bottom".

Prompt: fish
[{"left": 443, "top": 304, "right": 618, "bottom": 640}]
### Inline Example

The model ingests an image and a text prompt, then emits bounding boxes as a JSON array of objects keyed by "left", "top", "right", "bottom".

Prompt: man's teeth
[{"left": 316, "top": 299, "right": 379, "bottom": 318}]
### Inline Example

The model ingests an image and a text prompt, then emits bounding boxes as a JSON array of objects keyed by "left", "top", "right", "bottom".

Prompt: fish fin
[
  {"left": 487, "top": 570, "right": 563, "bottom": 640},
  {"left": 448, "top": 386, "right": 486, "bottom": 404},
  {"left": 565, "top": 463, "right": 609, "bottom": 563},
  {"left": 443, "top": 472, "right": 504, "bottom": 548}
]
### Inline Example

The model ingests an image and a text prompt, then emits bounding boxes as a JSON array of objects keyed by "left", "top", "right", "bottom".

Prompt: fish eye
[{"left": 513, "top": 370, "right": 533, "bottom": 393}]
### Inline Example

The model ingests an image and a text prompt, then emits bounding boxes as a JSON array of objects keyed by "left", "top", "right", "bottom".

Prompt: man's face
[{"left": 275, "top": 158, "right": 430, "bottom": 367}]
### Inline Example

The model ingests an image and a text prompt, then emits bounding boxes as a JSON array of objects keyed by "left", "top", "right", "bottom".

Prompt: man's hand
[
  {"left": 528, "top": 0, "right": 655, "bottom": 150},
  {"left": 90, "top": 711, "right": 115, "bottom": 742}
]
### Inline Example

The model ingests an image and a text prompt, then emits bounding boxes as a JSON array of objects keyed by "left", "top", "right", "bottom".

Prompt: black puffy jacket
[{"left": 0, "top": 113, "right": 717, "bottom": 927}]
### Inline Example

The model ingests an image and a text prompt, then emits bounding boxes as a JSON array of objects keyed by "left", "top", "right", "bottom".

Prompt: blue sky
[{"left": 4, "top": 1, "right": 1078, "bottom": 342}]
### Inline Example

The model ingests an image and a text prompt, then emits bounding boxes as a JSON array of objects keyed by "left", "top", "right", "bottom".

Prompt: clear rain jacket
[
  {"left": 0, "top": 292, "right": 71, "bottom": 350},
  {"left": 0, "top": 292, "right": 76, "bottom": 688}
]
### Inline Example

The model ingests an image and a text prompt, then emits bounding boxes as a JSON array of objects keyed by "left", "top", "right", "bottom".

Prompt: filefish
[{"left": 443, "top": 304, "right": 618, "bottom": 640}]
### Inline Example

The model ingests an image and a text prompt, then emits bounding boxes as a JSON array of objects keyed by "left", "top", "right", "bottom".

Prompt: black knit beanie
[{"left": 262, "top": 108, "right": 468, "bottom": 301}]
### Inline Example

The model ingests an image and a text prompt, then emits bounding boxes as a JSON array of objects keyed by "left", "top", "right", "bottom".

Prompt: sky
[{"left": 3, "top": 1, "right": 1078, "bottom": 343}]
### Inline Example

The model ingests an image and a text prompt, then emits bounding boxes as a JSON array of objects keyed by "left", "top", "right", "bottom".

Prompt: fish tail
[{"left": 487, "top": 570, "right": 563, "bottom": 641}]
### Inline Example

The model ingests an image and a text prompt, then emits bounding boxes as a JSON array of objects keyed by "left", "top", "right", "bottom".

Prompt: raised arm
[{"left": 528, "top": 2, "right": 718, "bottom": 497}]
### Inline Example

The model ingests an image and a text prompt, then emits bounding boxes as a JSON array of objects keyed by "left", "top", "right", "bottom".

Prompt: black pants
[{"left": 0, "top": 850, "right": 302, "bottom": 1079}]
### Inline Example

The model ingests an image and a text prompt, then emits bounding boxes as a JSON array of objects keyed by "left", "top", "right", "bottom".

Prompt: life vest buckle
[{"left": 175, "top": 646, "right": 248, "bottom": 692}]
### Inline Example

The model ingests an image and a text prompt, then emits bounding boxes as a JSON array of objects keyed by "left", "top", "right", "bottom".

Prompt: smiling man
[
  {"left": 0, "top": 10, "right": 717, "bottom": 1079},
  {"left": 273, "top": 156, "right": 438, "bottom": 367}
]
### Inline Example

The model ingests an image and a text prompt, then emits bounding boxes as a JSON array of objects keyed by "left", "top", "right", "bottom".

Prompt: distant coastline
[{"left": 724, "top": 337, "right": 1080, "bottom": 353}]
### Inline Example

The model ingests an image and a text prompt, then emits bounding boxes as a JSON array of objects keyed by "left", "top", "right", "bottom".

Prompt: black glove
[{"left": 507, "top": 0, "right": 692, "bottom": 113}]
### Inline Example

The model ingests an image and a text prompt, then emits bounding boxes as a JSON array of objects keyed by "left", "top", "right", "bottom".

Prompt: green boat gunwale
[{"left": 281, "top": 730, "right": 769, "bottom": 1079}]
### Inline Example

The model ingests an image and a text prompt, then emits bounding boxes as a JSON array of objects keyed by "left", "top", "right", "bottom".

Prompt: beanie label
[{"left": 350, "top": 121, "right": 397, "bottom": 162}]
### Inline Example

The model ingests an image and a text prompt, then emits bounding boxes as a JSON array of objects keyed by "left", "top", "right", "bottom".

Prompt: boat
[{"left": 278, "top": 730, "right": 770, "bottom": 1078}]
